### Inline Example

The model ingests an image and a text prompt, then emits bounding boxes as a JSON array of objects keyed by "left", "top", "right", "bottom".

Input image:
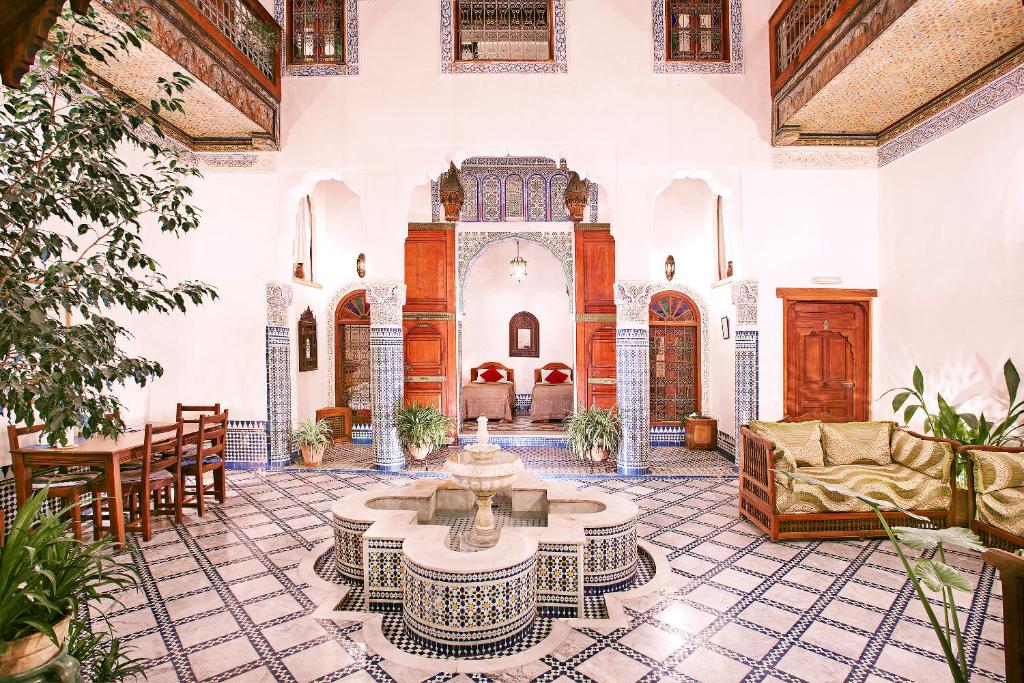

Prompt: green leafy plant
[
  {"left": 0, "top": 488, "right": 140, "bottom": 677},
  {"left": 0, "top": 8, "right": 216, "bottom": 446},
  {"left": 291, "top": 418, "right": 333, "bottom": 450},
  {"left": 777, "top": 470, "right": 983, "bottom": 683},
  {"left": 566, "top": 406, "right": 621, "bottom": 460},
  {"left": 66, "top": 618, "right": 146, "bottom": 683},
  {"left": 887, "top": 360, "right": 1023, "bottom": 447},
  {"left": 395, "top": 404, "right": 452, "bottom": 452}
]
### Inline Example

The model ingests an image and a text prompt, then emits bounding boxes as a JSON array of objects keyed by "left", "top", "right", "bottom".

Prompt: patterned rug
[
  {"left": 91, "top": 469, "right": 1005, "bottom": 682},
  {"left": 315, "top": 444, "right": 737, "bottom": 477}
]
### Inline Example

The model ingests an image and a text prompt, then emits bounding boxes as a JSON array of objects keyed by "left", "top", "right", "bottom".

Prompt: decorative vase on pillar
[
  {"left": 564, "top": 171, "right": 589, "bottom": 222},
  {"left": 439, "top": 161, "right": 465, "bottom": 222},
  {"left": 685, "top": 416, "right": 718, "bottom": 450}
]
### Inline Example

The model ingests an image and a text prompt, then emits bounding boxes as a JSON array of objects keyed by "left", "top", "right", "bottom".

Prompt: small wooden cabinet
[{"left": 685, "top": 417, "right": 718, "bottom": 450}]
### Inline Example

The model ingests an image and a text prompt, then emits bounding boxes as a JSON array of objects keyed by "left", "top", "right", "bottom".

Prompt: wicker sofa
[
  {"left": 963, "top": 444, "right": 1024, "bottom": 551},
  {"left": 739, "top": 418, "right": 959, "bottom": 541}
]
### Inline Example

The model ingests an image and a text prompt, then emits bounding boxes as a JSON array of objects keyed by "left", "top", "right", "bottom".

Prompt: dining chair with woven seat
[
  {"left": 175, "top": 402, "right": 221, "bottom": 458},
  {"left": 6, "top": 424, "right": 104, "bottom": 540},
  {"left": 181, "top": 410, "right": 228, "bottom": 516},
  {"left": 93, "top": 421, "right": 184, "bottom": 542}
]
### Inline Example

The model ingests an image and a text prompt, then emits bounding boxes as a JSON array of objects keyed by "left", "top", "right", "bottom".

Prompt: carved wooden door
[
  {"left": 402, "top": 321, "right": 447, "bottom": 410},
  {"left": 781, "top": 293, "right": 873, "bottom": 421},
  {"left": 574, "top": 225, "right": 616, "bottom": 409}
]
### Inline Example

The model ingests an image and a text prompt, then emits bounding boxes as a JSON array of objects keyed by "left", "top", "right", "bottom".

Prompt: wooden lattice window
[
  {"left": 288, "top": 0, "right": 346, "bottom": 65},
  {"left": 666, "top": 0, "right": 729, "bottom": 62},
  {"left": 335, "top": 291, "right": 370, "bottom": 416},
  {"left": 455, "top": 0, "right": 553, "bottom": 62},
  {"left": 649, "top": 292, "right": 701, "bottom": 423}
]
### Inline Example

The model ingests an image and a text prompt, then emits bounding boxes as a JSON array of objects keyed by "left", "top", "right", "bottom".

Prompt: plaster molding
[
  {"left": 195, "top": 152, "right": 277, "bottom": 173},
  {"left": 266, "top": 281, "right": 293, "bottom": 327},
  {"left": 652, "top": 0, "right": 743, "bottom": 75},
  {"left": 365, "top": 280, "right": 407, "bottom": 328},
  {"left": 614, "top": 281, "right": 656, "bottom": 329},
  {"left": 770, "top": 146, "right": 879, "bottom": 170},
  {"left": 730, "top": 279, "right": 758, "bottom": 327}
]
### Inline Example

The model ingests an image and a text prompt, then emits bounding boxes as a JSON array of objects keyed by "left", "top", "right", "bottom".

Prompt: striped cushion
[
  {"left": 32, "top": 471, "right": 102, "bottom": 490},
  {"left": 970, "top": 449, "right": 1024, "bottom": 494},
  {"left": 821, "top": 422, "right": 893, "bottom": 466},
  {"left": 120, "top": 469, "right": 175, "bottom": 485},
  {"left": 892, "top": 430, "right": 954, "bottom": 482},
  {"left": 182, "top": 455, "right": 223, "bottom": 468},
  {"left": 749, "top": 420, "right": 825, "bottom": 468},
  {"left": 775, "top": 463, "right": 952, "bottom": 514},
  {"left": 976, "top": 487, "right": 1024, "bottom": 537}
]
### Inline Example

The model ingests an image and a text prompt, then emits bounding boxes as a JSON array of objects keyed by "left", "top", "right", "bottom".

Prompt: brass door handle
[{"left": 841, "top": 381, "right": 855, "bottom": 388}]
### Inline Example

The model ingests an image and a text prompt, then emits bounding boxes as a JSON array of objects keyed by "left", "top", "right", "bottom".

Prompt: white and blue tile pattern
[
  {"left": 440, "top": 0, "right": 568, "bottom": 74},
  {"left": 616, "top": 327, "right": 652, "bottom": 476}
]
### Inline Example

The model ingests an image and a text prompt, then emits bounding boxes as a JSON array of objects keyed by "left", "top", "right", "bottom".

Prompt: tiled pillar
[
  {"left": 265, "top": 282, "right": 294, "bottom": 468},
  {"left": 366, "top": 280, "right": 407, "bottom": 471},
  {"left": 731, "top": 279, "right": 760, "bottom": 466},
  {"left": 614, "top": 281, "right": 655, "bottom": 475}
]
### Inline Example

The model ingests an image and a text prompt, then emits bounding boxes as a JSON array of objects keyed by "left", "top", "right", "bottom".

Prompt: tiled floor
[
  {"left": 96, "top": 469, "right": 1006, "bottom": 682},
  {"left": 460, "top": 415, "right": 568, "bottom": 434}
]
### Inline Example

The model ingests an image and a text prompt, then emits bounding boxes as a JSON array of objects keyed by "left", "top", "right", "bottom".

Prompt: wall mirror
[{"left": 508, "top": 311, "right": 539, "bottom": 358}]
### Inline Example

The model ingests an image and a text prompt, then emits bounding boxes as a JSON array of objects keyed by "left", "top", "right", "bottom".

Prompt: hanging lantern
[
  {"left": 356, "top": 253, "right": 366, "bottom": 279},
  {"left": 665, "top": 255, "right": 676, "bottom": 281},
  {"left": 510, "top": 240, "right": 528, "bottom": 283}
]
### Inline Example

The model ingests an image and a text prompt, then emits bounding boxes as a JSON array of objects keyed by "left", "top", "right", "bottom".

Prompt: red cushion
[
  {"left": 479, "top": 368, "right": 504, "bottom": 383},
  {"left": 545, "top": 369, "right": 569, "bottom": 384}
]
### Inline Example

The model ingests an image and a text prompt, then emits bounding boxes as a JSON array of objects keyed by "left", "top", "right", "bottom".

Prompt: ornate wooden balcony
[
  {"left": 93, "top": 0, "right": 282, "bottom": 151},
  {"left": 769, "top": 0, "right": 1024, "bottom": 148}
]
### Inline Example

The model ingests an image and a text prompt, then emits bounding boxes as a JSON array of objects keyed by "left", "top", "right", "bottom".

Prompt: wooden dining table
[{"left": 11, "top": 423, "right": 201, "bottom": 547}]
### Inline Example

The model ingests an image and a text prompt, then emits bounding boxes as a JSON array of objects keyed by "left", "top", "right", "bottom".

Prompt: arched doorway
[
  {"left": 649, "top": 291, "right": 701, "bottom": 424},
  {"left": 335, "top": 290, "right": 371, "bottom": 422}
]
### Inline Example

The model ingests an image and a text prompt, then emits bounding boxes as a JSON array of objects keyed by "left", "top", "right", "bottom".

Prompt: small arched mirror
[{"left": 509, "top": 311, "right": 539, "bottom": 358}]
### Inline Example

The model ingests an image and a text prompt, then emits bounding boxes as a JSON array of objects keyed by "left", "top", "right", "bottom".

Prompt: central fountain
[{"left": 443, "top": 416, "right": 524, "bottom": 550}]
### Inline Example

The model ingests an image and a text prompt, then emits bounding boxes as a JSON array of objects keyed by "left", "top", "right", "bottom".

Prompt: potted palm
[
  {"left": 0, "top": 489, "right": 140, "bottom": 681},
  {"left": 395, "top": 404, "right": 452, "bottom": 461},
  {"left": 566, "top": 406, "right": 621, "bottom": 462},
  {"left": 292, "top": 419, "right": 334, "bottom": 467}
]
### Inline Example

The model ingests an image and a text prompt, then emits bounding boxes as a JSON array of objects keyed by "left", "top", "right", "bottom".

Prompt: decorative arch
[
  {"left": 649, "top": 285, "right": 711, "bottom": 419},
  {"left": 326, "top": 283, "right": 371, "bottom": 412}
]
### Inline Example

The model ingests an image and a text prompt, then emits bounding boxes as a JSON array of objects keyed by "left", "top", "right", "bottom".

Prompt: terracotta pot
[
  {"left": 408, "top": 444, "right": 431, "bottom": 461},
  {"left": 0, "top": 616, "right": 71, "bottom": 677},
  {"left": 587, "top": 446, "right": 608, "bottom": 463},
  {"left": 301, "top": 444, "right": 325, "bottom": 467}
]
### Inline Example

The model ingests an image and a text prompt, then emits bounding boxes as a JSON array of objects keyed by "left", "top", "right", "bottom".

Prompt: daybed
[
  {"left": 964, "top": 444, "right": 1024, "bottom": 551},
  {"left": 739, "top": 417, "right": 958, "bottom": 541},
  {"left": 530, "top": 362, "right": 574, "bottom": 422},
  {"left": 461, "top": 362, "right": 515, "bottom": 423}
]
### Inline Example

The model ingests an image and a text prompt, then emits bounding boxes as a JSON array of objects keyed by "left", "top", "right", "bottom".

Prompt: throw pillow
[
  {"left": 748, "top": 420, "right": 825, "bottom": 467},
  {"left": 891, "top": 429, "right": 954, "bottom": 482},
  {"left": 820, "top": 421, "right": 893, "bottom": 466},
  {"left": 478, "top": 367, "right": 504, "bottom": 383},
  {"left": 543, "top": 368, "right": 569, "bottom": 384}
]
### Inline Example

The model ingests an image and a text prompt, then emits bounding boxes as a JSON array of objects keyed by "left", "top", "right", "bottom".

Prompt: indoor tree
[{"left": 0, "top": 7, "right": 216, "bottom": 444}]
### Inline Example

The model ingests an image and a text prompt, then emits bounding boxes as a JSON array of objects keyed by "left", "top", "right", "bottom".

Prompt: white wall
[
  {"left": 462, "top": 241, "right": 574, "bottom": 394},
  {"left": 875, "top": 96, "right": 1024, "bottom": 423}
]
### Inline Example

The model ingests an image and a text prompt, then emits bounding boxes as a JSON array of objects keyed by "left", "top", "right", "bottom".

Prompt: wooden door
[
  {"left": 778, "top": 289, "right": 876, "bottom": 421},
  {"left": 575, "top": 225, "right": 616, "bottom": 408},
  {"left": 403, "top": 225, "right": 458, "bottom": 418}
]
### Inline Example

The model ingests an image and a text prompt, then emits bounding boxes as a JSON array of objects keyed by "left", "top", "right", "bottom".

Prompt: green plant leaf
[
  {"left": 893, "top": 526, "right": 985, "bottom": 552},
  {"left": 775, "top": 470, "right": 929, "bottom": 520},
  {"left": 1005, "top": 359, "right": 1020, "bottom": 404},
  {"left": 892, "top": 391, "right": 911, "bottom": 412},
  {"left": 913, "top": 558, "right": 972, "bottom": 593},
  {"left": 913, "top": 366, "right": 925, "bottom": 394},
  {"left": 904, "top": 404, "right": 920, "bottom": 424}
]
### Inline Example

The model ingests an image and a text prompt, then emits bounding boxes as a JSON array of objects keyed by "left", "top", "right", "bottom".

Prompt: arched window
[
  {"left": 288, "top": 0, "right": 346, "bottom": 65},
  {"left": 666, "top": 0, "right": 729, "bottom": 63},
  {"left": 335, "top": 291, "right": 371, "bottom": 418},
  {"left": 649, "top": 291, "right": 701, "bottom": 423}
]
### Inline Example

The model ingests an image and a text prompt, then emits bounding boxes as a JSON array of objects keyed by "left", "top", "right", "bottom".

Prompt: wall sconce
[
  {"left": 665, "top": 255, "right": 676, "bottom": 281},
  {"left": 356, "top": 253, "right": 366, "bottom": 279}
]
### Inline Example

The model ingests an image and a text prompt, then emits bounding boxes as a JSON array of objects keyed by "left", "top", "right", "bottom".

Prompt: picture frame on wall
[{"left": 721, "top": 316, "right": 730, "bottom": 339}]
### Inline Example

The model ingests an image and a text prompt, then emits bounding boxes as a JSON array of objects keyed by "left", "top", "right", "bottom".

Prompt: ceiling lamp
[{"left": 510, "top": 240, "right": 528, "bottom": 283}]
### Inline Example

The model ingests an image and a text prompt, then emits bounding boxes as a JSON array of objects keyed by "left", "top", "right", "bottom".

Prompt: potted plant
[
  {"left": 395, "top": 404, "right": 452, "bottom": 461},
  {"left": 0, "top": 489, "right": 141, "bottom": 682},
  {"left": 292, "top": 419, "right": 334, "bottom": 467},
  {"left": 566, "top": 406, "right": 621, "bottom": 462}
]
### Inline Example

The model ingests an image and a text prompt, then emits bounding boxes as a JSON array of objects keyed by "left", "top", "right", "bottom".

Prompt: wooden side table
[{"left": 685, "top": 417, "right": 718, "bottom": 450}]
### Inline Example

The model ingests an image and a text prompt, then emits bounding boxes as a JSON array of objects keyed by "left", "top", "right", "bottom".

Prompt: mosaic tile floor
[
  {"left": 315, "top": 444, "right": 737, "bottom": 477},
  {"left": 460, "top": 415, "right": 567, "bottom": 434},
  {"left": 92, "top": 469, "right": 1007, "bottom": 682}
]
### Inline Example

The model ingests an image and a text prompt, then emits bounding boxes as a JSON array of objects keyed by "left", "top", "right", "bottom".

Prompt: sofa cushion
[
  {"left": 892, "top": 430, "right": 954, "bottom": 482},
  {"left": 821, "top": 421, "right": 892, "bottom": 466},
  {"left": 975, "top": 487, "right": 1024, "bottom": 538},
  {"left": 749, "top": 420, "right": 825, "bottom": 467},
  {"left": 775, "top": 463, "right": 952, "bottom": 514},
  {"left": 970, "top": 449, "right": 1024, "bottom": 494}
]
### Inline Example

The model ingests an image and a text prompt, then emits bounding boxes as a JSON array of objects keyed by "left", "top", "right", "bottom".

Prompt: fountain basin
[{"left": 443, "top": 451, "right": 523, "bottom": 493}]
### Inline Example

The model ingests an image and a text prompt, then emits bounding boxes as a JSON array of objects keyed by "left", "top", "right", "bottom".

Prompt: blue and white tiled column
[
  {"left": 265, "top": 282, "right": 294, "bottom": 468},
  {"left": 732, "top": 279, "right": 760, "bottom": 467},
  {"left": 614, "top": 281, "right": 655, "bottom": 475},
  {"left": 366, "top": 281, "right": 407, "bottom": 472}
]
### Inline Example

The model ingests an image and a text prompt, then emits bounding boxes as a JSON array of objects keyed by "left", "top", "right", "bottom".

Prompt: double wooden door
[{"left": 779, "top": 289, "right": 876, "bottom": 421}]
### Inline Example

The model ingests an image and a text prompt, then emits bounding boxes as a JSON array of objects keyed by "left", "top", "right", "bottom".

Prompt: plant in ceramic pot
[
  {"left": 566, "top": 407, "right": 621, "bottom": 462},
  {"left": 395, "top": 404, "right": 452, "bottom": 461},
  {"left": 0, "top": 489, "right": 141, "bottom": 682},
  {"left": 292, "top": 419, "right": 334, "bottom": 467}
]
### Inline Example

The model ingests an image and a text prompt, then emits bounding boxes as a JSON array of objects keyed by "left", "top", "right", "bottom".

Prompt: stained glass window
[
  {"left": 455, "top": 1, "right": 553, "bottom": 62},
  {"left": 667, "top": 0, "right": 728, "bottom": 62},
  {"left": 649, "top": 292, "right": 700, "bottom": 422},
  {"left": 288, "top": 0, "right": 346, "bottom": 65}
]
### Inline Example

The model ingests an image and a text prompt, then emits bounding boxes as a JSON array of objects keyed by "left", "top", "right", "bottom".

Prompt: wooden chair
[
  {"left": 963, "top": 444, "right": 1024, "bottom": 551},
  {"left": 181, "top": 411, "right": 228, "bottom": 516},
  {"left": 176, "top": 402, "right": 221, "bottom": 424},
  {"left": 93, "top": 422, "right": 184, "bottom": 542},
  {"left": 316, "top": 407, "right": 352, "bottom": 444},
  {"left": 983, "top": 548, "right": 1023, "bottom": 682},
  {"left": 6, "top": 424, "right": 103, "bottom": 540}
]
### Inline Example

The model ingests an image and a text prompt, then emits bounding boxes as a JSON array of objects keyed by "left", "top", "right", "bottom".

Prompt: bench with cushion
[
  {"left": 964, "top": 444, "right": 1024, "bottom": 551},
  {"left": 739, "top": 418, "right": 958, "bottom": 541}
]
